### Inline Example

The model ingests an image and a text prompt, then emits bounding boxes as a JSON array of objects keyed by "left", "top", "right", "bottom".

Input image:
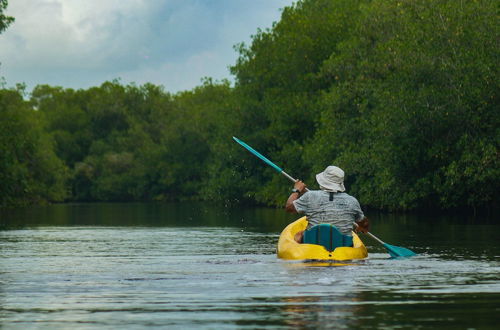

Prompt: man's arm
[
  {"left": 285, "top": 180, "right": 306, "bottom": 213},
  {"left": 354, "top": 217, "right": 369, "bottom": 233}
]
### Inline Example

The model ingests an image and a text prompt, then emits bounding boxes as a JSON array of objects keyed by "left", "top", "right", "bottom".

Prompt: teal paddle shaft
[
  {"left": 232, "top": 137, "right": 305, "bottom": 188},
  {"left": 232, "top": 136, "right": 415, "bottom": 258}
]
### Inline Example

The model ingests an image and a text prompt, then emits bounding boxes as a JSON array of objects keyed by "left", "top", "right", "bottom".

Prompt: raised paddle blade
[
  {"left": 383, "top": 243, "right": 417, "bottom": 258},
  {"left": 232, "top": 137, "right": 283, "bottom": 173}
]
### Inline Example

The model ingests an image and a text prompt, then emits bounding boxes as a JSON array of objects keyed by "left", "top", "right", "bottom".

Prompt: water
[{"left": 1, "top": 203, "right": 499, "bottom": 329}]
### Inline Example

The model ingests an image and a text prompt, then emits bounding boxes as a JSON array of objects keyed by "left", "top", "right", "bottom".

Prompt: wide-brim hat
[{"left": 316, "top": 166, "right": 346, "bottom": 192}]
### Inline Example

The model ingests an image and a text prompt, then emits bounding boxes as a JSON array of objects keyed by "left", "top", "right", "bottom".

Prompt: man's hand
[
  {"left": 354, "top": 217, "right": 369, "bottom": 233},
  {"left": 285, "top": 180, "right": 307, "bottom": 213},
  {"left": 294, "top": 180, "right": 306, "bottom": 193}
]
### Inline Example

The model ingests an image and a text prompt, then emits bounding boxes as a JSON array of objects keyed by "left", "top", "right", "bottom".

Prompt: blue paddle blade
[{"left": 383, "top": 243, "right": 417, "bottom": 258}]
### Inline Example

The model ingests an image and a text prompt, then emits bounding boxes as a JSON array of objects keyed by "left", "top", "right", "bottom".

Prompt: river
[{"left": 0, "top": 203, "right": 498, "bottom": 329}]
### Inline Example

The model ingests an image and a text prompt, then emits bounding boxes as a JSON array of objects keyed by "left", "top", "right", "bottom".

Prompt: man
[{"left": 285, "top": 165, "right": 369, "bottom": 243}]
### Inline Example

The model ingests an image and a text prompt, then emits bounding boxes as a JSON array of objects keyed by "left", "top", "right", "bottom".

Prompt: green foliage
[
  {"left": 25, "top": 79, "right": 239, "bottom": 204},
  {"left": 32, "top": 81, "right": 176, "bottom": 202},
  {"left": 0, "top": 0, "right": 497, "bottom": 213},
  {"left": 0, "top": 88, "right": 68, "bottom": 207},
  {"left": 229, "top": 0, "right": 370, "bottom": 205},
  {"left": 228, "top": 0, "right": 498, "bottom": 211},
  {"left": 0, "top": 0, "right": 14, "bottom": 35},
  {"left": 304, "top": 0, "right": 499, "bottom": 210}
]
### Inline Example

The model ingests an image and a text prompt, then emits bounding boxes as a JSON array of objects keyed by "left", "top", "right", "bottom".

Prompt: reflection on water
[
  {"left": 0, "top": 203, "right": 499, "bottom": 329},
  {"left": 0, "top": 202, "right": 296, "bottom": 230}
]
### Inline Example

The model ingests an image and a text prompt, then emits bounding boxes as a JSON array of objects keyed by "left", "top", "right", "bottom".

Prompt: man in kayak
[{"left": 285, "top": 165, "right": 369, "bottom": 243}]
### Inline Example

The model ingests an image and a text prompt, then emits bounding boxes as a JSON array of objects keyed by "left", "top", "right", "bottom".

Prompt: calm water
[{"left": 0, "top": 203, "right": 499, "bottom": 329}]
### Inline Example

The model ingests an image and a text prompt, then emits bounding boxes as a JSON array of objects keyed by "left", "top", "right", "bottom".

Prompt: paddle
[
  {"left": 232, "top": 136, "right": 416, "bottom": 258},
  {"left": 361, "top": 228, "right": 416, "bottom": 258}
]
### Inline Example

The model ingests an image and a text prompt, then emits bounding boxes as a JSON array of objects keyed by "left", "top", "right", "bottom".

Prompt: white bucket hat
[{"left": 316, "top": 166, "right": 346, "bottom": 192}]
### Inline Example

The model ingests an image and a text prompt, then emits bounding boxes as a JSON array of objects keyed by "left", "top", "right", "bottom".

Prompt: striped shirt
[{"left": 292, "top": 190, "right": 364, "bottom": 236}]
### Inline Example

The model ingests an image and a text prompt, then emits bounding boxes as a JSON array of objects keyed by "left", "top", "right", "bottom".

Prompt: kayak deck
[{"left": 277, "top": 217, "right": 368, "bottom": 261}]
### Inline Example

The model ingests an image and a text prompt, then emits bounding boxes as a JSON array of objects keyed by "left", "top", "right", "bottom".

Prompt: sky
[{"left": 0, "top": 0, "right": 294, "bottom": 93}]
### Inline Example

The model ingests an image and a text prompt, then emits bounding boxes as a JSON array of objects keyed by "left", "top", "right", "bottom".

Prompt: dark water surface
[{"left": 1, "top": 203, "right": 499, "bottom": 329}]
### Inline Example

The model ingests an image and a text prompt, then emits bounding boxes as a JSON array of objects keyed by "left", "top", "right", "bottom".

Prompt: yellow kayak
[{"left": 277, "top": 217, "right": 368, "bottom": 261}]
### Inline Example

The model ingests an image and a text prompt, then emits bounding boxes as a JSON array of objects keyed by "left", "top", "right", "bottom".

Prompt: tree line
[{"left": 1, "top": 0, "right": 498, "bottom": 212}]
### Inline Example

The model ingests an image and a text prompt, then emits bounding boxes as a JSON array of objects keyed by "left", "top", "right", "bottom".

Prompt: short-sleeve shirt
[{"left": 292, "top": 190, "right": 364, "bottom": 236}]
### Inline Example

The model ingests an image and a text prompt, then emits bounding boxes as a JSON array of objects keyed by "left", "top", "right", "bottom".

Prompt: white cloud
[
  {"left": 119, "top": 49, "right": 228, "bottom": 92},
  {"left": 0, "top": 0, "right": 293, "bottom": 92},
  {"left": 1, "top": 0, "right": 156, "bottom": 69}
]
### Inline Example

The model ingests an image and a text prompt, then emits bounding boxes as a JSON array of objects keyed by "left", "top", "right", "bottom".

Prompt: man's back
[{"left": 292, "top": 190, "right": 364, "bottom": 236}]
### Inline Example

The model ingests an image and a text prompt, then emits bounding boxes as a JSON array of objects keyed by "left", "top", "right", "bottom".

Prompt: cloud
[{"left": 0, "top": 0, "right": 293, "bottom": 92}]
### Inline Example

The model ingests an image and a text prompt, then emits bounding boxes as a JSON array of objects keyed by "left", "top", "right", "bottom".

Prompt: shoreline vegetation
[{"left": 1, "top": 0, "right": 498, "bottom": 214}]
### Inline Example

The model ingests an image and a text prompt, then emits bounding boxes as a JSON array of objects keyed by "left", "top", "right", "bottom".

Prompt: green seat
[{"left": 303, "top": 224, "right": 353, "bottom": 252}]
